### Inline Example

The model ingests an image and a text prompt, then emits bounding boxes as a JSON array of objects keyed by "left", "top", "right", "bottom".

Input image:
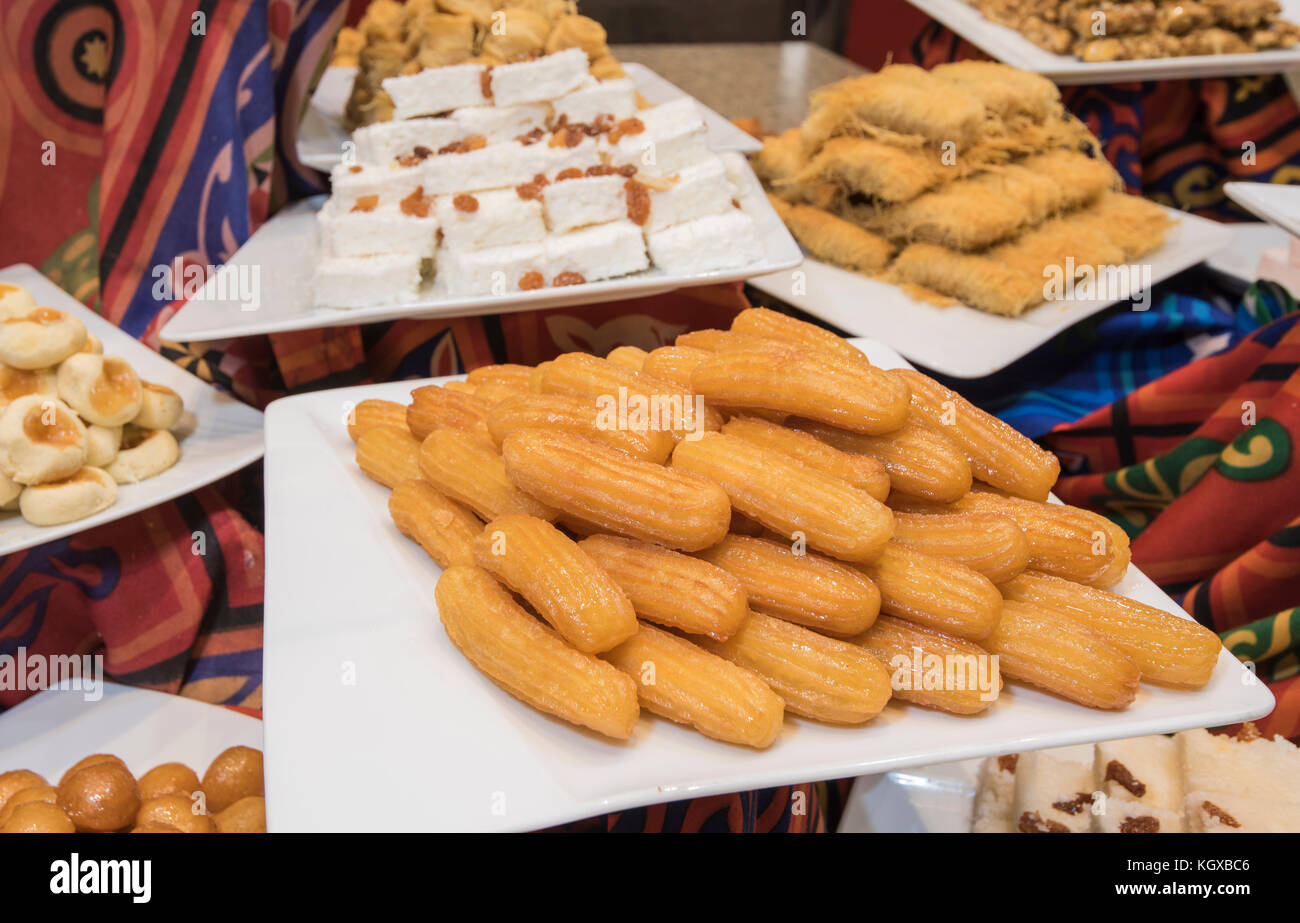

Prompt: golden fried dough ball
[
  {"left": 1, "top": 802, "right": 75, "bottom": 833},
  {"left": 0, "top": 769, "right": 47, "bottom": 810},
  {"left": 57, "top": 762, "right": 141, "bottom": 832},
  {"left": 201, "top": 746, "right": 263, "bottom": 813},
  {"left": 214, "top": 796, "right": 267, "bottom": 833},
  {"left": 137, "top": 762, "right": 201, "bottom": 802},
  {"left": 58, "top": 753, "right": 127, "bottom": 786},
  {"left": 0, "top": 785, "right": 57, "bottom": 827},
  {"left": 135, "top": 794, "right": 215, "bottom": 834},
  {"left": 131, "top": 822, "right": 181, "bottom": 833}
]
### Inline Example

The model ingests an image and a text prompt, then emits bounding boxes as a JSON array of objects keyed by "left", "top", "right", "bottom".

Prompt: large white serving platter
[
  {"left": 261, "top": 336, "right": 1272, "bottom": 833},
  {"left": 1225, "top": 181, "right": 1300, "bottom": 239},
  {"left": 904, "top": 0, "right": 1300, "bottom": 84},
  {"left": 0, "top": 264, "right": 264, "bottom": 556},
  {"left": 749, "top": 206, "right": 1234, "bottom": 378},
  {"left": 158, "top": 159, "right": 800, "bottom": 342},
  {"left": 0, "top": 680, "right": 263, "bottom": 783},
  {"left": 297, "top": 62, "right": 761, "bottom": 173}
]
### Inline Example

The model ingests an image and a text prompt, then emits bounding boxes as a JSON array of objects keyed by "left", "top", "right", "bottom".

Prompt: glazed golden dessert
[
  {"left": 753, "top": 61, "right": 1174, "bottom": 316},
  {"left": 345, "top": 307, "right": 1227, "bottom": 747},
  {"left": 968, "top": 0, "right": 1300, "bottom": 62},
  {"left": 0, "top": 746, "right": 265, "bottom": 833},
  {"left": 0, "top": 284, "right": 186, "bottom": 527}
]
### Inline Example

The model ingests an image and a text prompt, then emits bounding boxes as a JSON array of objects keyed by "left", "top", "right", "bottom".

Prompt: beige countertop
[{"left": 612, "top": 42, "right": 866, "bottom": 132}]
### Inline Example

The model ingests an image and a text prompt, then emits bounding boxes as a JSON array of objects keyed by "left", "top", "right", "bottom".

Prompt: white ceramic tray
[
  {"left": 261, "top": 336, "right": 1272, "bottom": 832},
  {"left": 0, "top": 264, "right": 264, "bottom": 556},
  {"left": 749, "top": 206, "right": 1234, "bottom": 378},
  {"left": 905, "top": 0, "right": 1300, "bottom": 84}
]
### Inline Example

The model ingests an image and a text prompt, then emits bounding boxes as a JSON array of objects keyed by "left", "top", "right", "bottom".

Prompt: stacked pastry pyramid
[
  {"left": 754, "top": 61, "right": 1175, "bottom": 317},
  {"left": 970, "top": 0, "right": 1300, "bottom": 61}
]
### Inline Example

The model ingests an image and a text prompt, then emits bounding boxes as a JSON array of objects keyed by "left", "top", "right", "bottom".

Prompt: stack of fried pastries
[
  {"left": 753, "top": 61, "right": 1175, "bottom": 316},
  {"left": 348, "top": 307, "right": 1224, "bottom": 748}
]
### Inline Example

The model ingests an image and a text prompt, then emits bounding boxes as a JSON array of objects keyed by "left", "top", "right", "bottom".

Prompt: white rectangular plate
[
  {"left": 261, "top": 336, "right": 1272, "bottom": 833},
  {"left": 0, "top": 264, "right": 265, "bottom": 556},
  {"left": 749, "top": 207, "right": 1234, "bottom": 379},
  {"left": 0, "top": 681, "right": 263, "bottom": 784},
  {"left": 905, "top": 0, "right": 1300, "bottom": 84},
  {"left": 158, "top": 161, "right": 800, "bottom": 342},
  {"left": 297, "top": 62, "right": 760, "bottom": 173},
  {"left": 1225, "top": 181, "right": 1300, "bottom": 239}
]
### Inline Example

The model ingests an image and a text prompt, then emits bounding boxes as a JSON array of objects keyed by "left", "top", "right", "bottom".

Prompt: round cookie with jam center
[
  {"left": 0, "top": 307, "right": 87, "bottom": 369},
  {"left": 0, "top": 394, "right": 87, "bottom": 485},
  {"left": 57, "top": 353, "right": 143, "bottom": 427}
]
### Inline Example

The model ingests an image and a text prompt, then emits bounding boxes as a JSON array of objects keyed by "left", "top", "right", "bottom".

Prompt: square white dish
[
  {"left": 0, "top": 264, "right": 265, "bottom": 556},
  {"left": 1224, "top": 181, "right": 1300, "bottom": 238},
  {"left": 748, "top": 206, "right": 1234, "bottom": 378},
  {"left": 904, "top": 0, "right": 1300, "bottom": 84},
  {"left": 297, "top": 62, "right": 761, "bottom": 174},
  {"left": 0, "top": 680, "right": 263, "bottom": 783},
  {"left": 158, "top": 159, "right": 800, "bottom": 342},
  {"left": 261, "top": 336, "right": 1272, "bottom": 832}
]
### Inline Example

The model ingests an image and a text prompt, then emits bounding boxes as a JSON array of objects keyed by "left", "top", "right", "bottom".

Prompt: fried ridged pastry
[
  {"left": 861, "top": 542, "right": 1003, "bottom": 640},
  {"left": 891, "top": 511, "right": 1030, "bottom": 584},
  {"left": 389, "top": 477, "right": 480, "bottom": 568},
  {"left": 853, "top": 615, "right": 1002, "bottom": 714},
  {"left": 436, "top": 566, "right": 639, "bottom": 739},
  {"left": 767, "top": 195, "right": 894, "bottom": 272},
  {"left": 720, "top": 415, "right": 890, "bottom": 500},
  {"left": 356, "top": 424, "right": 422, "bottom": 488},
  {"left": 347, "top": 399, "right": 409, "bottom": 441},
  {"left": 420, "top": 428, "right": 558, "bottom": 521},
  {"left": 487, "top": 392, "right": 675, "bottom": 463},
  {"left": 407, "top": 384, "right": 492, "bottom": 441},
  {"left": 603, "top": 623, "right": 785, "bottom": 748},
  {"left": 473, "top": 515, "right": 637, "bottom": 653}
]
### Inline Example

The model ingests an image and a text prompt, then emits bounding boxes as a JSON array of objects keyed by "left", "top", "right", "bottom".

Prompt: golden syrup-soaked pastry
[
  {"left": 502, "top": 429, "right": 730, "bottom": 551},
  {"left": 421, "top": 428, "right": 558, "bottom": 521},
  {"left": 137, "top": 762, "right": 201, "bottom": 802},
  {"left": 57, "top": 761, "right": 141, "bottom": 832},
  {"left": 58, "top": 753, "right": 127, "bottom": 786},
  {"left": 388, "top": 478, "right": 480, "bottom": 569},
  {"left": 641, "top": 345, "right": 710, "bottom": 389},
  {"left": 135, "top": 794, "right": 215, "bottom": 833},
  {"left": 0, "top": 785, "right": 58, "bottom": 827},
  {"left": 467, "top": 363, "right": 533, "bottom": 394},
  {"left": 132, "top": 381, "right": 183, "bottom": 430},
  {"left": 473, "top": 515, "right": 637, "bottom": 653},
  {"left": 410, "top": 11, "right": 476, "bottom": 67},
  {"left": 0, "top": 364, "right": 57, "bottom": 413},
  {"left": 604, "top": 345, "right": 649, "bottom": 371},
  {"left": 213, "top": 795, "right": 266, "bottom": 833},
  {"left": 19, "top": 467, "right": 117, "bottom": 526},
  {"left": 690, "top": 342, "right": 911, "bottom": 435},
  {"left": 0, "top": 307, "right": 87, "bottom": 368},
  {"left": 1, "top": 801, "right": 76, "bottom": 833},
  {"left": 697, "top": 534, "right": 880, "bottom": 637},
  {"left": 104, "top": 427, "right": 179, "bottom": 484},
  {"left": 1001, "top": 572, "right": 1222, "bottom": 687},
  {"left": 346, "top": 398, "right": 408, "bottom": 441},
  {"left": 442, "top": 381, "right": 477, "bottom": 396},
  {"left": 436, "top": 565, "right": 640, "bottom": 739},
  {"left": 0, "top": 769, "right": 48, "bottom": 811},
  {"left": 487, "top": 392, "right": 675, "bottom": 463},
  {"left": 0, "top": 394, "right": 86, "bottom": 485},
  {"left": 853, "top": 615, "right": 1002, "bottom": 715},
  {"left": 721, "top": 415, "right": 890, "bottom": 500},
  {"left": 983, "top": 598, "right": 1140, "bottom": 710},
  {"left": 670, "top": 432, "right": 894, "bottom": 563},
  {"left": 603, "top": 623, "right": 785, "bottom": 748},
  {"left": 0, "top": 282, "right": 36, "bottom": 318},
  {"left": 406, "top": 384, "right": 492, "bottom": 441},
  {"left": 56, "top": 353, "right": 143, "bottom": 427},
  {"left": 895, "top": 369, "right": 1060, "bottom": 501},
  {"left": 860, "top": 542, "right": 1003, "bottom": 640},
  {"left": 84, "top": 424, "right": 121, "bottom": 468},
  {"left": 547, "top": 13, "right": 610, "bottom": 58},
  {"left": 698, "top": 610, "right": 892, "bottom": 724},
  {"left": 953, "top": 488, "right": 1131, "bottom": 588},
  {"left": 579, "top": 533, "right": 750, "bottom": 640},
  {"left": 729, "top": 307, "right": 866, "bottom": 363},
  {"left": 588, "top": 54, "right": 625, "bottom": 80},
  {"left": 131, "top": 821, "right": 181, "bottom": 833},
  {"left": 355, "top": 423, "right": 422, "bottom": 489},
  {"left": 674, "top": 328, "right": 777, "bottom": 354},
  {"left": 201, "top": 746, "right": 264, "bottom": 814},
  {"left": 791, "top": 415, "right": 972, "bottom": 503},
  {"left": 891, "top": 511, "right": 1030, "bottom": 584}
]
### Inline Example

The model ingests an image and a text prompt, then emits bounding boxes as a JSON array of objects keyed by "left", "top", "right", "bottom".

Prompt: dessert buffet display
[
  {"left": 974, "top": 723, "right": 1300, "bottom": 832},
  {"left": 341, "top": 308, "right": 1226, "bottom": 748},
  {"left": 753, "top": 60, "right": 1174, "bottom": 317},
  {"left": 0, "top": 747, "right": 265, "bottom": 834},
  {"left": 966, "top": 0, "right": 1300, "bottom": 61},
  {"left": 0, "top": 282, "right": 184, "bottom": 526}
]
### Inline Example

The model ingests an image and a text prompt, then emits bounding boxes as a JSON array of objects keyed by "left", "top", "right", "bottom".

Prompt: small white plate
[
  {"left": 838, "top": 758, "right": 979, "bottom": 832},
  {"left": 159, "top": 162, "right": 800, "bottom": 342},
  {"left": 749, "top": 206, "right": 1234, "bottom": 378},
  {"left": 1224, "top": 182, "right": 1300, "bottom": 239},
  {"left": 905, "top": 0, "right": 1300, "bottom": 85},
  {"left": 0, "top": 680, "right": 263, "bottom": 784},
  {"left": 261, "top": 336, "right": 1273, "bottom": 833},
  {"left": 0, "top": 264, "right": 265, "bottom": 556},
  {"left": 297, "top": 62, "right": 760, "bottom": 173}
]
